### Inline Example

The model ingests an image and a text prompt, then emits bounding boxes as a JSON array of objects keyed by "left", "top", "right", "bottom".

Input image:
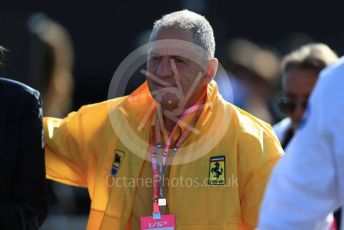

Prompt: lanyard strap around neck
[{"left": 151, "top": 104, "right": 203, "bottom": 217}]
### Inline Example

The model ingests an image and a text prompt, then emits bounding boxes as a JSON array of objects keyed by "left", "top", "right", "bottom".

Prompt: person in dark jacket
[{"left": 0, "top": 46, "right": 47, "bottom": 229}]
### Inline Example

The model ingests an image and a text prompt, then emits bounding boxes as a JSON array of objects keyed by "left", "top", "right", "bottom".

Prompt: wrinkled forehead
[{"left": 148, "top": 39, "right": 210, "bottom": 65}]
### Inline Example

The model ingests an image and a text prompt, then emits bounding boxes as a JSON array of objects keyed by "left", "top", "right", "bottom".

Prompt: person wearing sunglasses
[
  {"left": 259, "top": 54, "right": 344, "bottom": 230},
  {"left": 273, "top": 43, "right": 338, "bottom": 149}
]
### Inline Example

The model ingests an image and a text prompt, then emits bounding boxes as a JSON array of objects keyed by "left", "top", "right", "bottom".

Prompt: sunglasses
[{"left": 279, "top": 98, "right": 308, "bottom": 114}]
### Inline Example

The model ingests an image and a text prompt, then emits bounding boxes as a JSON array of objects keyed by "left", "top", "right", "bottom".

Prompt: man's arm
[
  {"left": 238, "top": 119, "right": 284, "bottom": 229},
  {"left": 44, "top": 97, "right": 124, "bottom": 189},
  {"left": 0, "top": 90, "right": 48, "bottom": 229},
  {"left": 44, "top": 106, "right": 90, "bottom": 187}
]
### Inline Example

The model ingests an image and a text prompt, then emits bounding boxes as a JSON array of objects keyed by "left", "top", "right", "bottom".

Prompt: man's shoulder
[
  {"left": 225, "top": 102, "right": 275, "bottom": 137},
  {"left": 79, "top": 96, "right": 127, "bottom": 111},
  {"left": 0, "top": 77, "right": 40, "bottom": 106},
  {"left": 224, "top": 103, "right": 283, "bottom": 163},
  {"left": 322, "top": 56, "right": 344, "bottom": 75},
  {"left": 44, "top": 96, "right": 129, "bottom": 138},
  {"left": 302, "top": 57, "right": 344, "bottom": 132},
  {"left": 224, "top": 102, "right": 282, "bottom": 149},
  {"left": 0, "top": 77, "right": 39, "bottom": 97},
  {"left": 70, "top": 96, "right": 128, "bottom": 122},
  {"left": 313, "top": 57, "right": 344, "bottom": 102}
]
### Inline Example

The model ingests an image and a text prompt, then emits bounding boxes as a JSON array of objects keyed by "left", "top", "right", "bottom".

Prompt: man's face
[
  {"left": 283, "top": 67, "right": 319, "bottom": 127},
  {"left": 146, "top": 27, "right": 211, "bottom": 113}
]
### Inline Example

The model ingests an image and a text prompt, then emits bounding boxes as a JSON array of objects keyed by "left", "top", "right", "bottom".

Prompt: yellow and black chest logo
[
  {"left": 111, "top": 150, "right": 125, "bottom": 176},
  {"left": 208, "top": 156, "right": 225, "bottom": 185}
]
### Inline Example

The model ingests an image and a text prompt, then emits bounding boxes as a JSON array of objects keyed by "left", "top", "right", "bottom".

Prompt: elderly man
[
  {"left": 0, "top": 46, "right": 47, "bottom": 229},
  {"left": 44, "top": 10, "right": 282, "bottom": 229}
]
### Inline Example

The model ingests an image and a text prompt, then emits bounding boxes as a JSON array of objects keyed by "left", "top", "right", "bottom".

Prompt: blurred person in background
[
  {"left": 273, "top": 43, "right": 340, "bottom": 229},
  {"left": 28, "top": 14, "right": 89, "bottom": 229},
  {"left": 218, "top": 38, "right": 280, "bottom": 124},
  {"left": 274, "top": 43, "right": 338, "bottom": 148},
  {"left": 0, "top": 45, "right": 47, "bottom": 229},
  {"left": 259, "top": 56, "right": 344, "bottom": 230},
  {"left": 28, "top": 13, "right": 74, "bottom": 117}
]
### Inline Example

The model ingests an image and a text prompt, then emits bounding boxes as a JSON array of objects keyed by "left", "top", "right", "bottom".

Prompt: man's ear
[{"left": 205, "top": 58, "right": 218, "bottom": 84}]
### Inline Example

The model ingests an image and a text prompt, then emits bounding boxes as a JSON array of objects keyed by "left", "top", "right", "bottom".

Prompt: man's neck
[
  {"left": 159, "top": 90, "right": 208, "bottom": 134},
  {"left": 159, "top": 104, "right": 200, "bottom": 135},
  {"left": 163, "top": 115, "right": 178, "bottom": 134},
  {"left": 158, "top": 106, "right": 180, "bottom": 135}
]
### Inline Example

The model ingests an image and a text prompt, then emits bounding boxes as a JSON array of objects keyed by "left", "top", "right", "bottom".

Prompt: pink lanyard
[{"left": 151, "top": 104, "right": 202, "bottom": 219}]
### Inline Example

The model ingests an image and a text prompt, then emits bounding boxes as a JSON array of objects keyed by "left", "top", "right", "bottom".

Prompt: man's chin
[{"left": 158, "top": 99, "right": 178, "bottom": 109}]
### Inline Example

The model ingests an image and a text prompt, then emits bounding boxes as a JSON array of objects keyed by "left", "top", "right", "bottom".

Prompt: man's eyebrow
[
  {"left": 147, "top": 53, "right": 188, "bottom": 60},
  {"left": 148, "top": 52, "right": 161, "bottom": 56},
  {"left": 169, "top": 55, "right": 186, "bottom": 59}
]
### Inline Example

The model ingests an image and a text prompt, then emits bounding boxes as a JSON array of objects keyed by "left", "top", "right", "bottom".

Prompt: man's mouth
[{"left": 153, "top": 81, "right": 176, "bottom": 88}]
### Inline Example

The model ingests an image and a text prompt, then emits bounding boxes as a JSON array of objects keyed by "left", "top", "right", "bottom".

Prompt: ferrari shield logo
[
  {"left": 111, "top": 150, "right": 125, "bottom": 176},
  {"left": 208, "top": 156, "right": 225, "bottom": 185}
]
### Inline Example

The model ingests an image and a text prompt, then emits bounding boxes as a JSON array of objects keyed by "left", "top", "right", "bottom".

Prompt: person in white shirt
[
  {"left": 259, "top": 56, "right": 344, "bottom": 230},
  {"left": 273, "top": 43, "right": 337, "bottom": 148}
]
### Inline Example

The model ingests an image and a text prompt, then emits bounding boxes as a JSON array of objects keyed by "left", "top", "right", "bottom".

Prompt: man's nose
[{"left": 157, "top": 56, "right": 173, "bottom": 79}]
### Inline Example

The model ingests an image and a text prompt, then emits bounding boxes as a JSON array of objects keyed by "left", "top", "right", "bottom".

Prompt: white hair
[{"left": 150, "top": 10, "right": 215, "bottom": 58}]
